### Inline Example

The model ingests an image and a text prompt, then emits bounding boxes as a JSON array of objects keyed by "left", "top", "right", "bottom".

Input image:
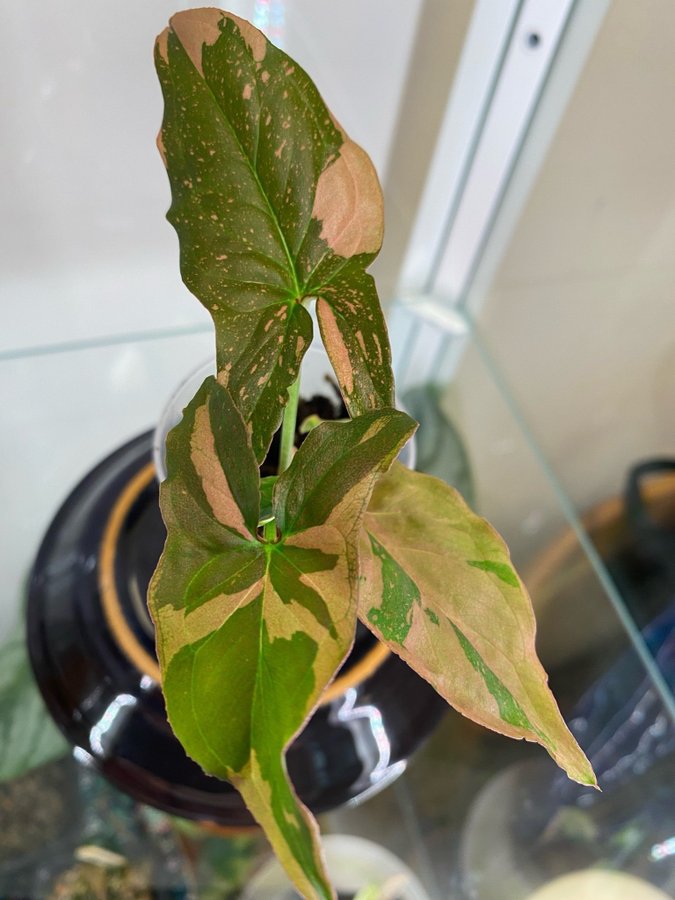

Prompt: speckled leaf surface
[
  {"left": 155, "top": 9, "right": 394, "bottom": 462},
  {"left": 359, "top": 464, "right": 596, "bottom": 788},
  {"left": 148, "top": 375, "right": 415, "bottom": 898}
]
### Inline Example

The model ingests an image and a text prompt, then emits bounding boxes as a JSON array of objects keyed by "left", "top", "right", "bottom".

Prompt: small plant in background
[{"left": 149, "top": 10, "right": 596, "bottom": 898}]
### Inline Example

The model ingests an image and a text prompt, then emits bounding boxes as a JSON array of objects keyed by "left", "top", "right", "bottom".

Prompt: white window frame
[{"left": 391, "top": 0, "right": 610, "bottom": 390}]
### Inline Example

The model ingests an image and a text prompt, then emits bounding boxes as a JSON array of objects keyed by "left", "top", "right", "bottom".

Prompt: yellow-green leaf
[
  {"left": 359, "top": 464, "right": 597, "bottom": 788},
  {"left": 155, "top": 10, "right": 394, "bottom": 462},
  {"left": 149, "top": 376, "right": 415, "bottom": 899}
]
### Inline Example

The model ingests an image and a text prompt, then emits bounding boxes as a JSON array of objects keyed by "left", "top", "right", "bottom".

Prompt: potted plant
[{"left": 149, "top": 9, "right": 596, "bottom": 898}]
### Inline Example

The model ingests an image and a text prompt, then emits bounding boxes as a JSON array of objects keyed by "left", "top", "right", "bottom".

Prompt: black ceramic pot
[{"left": 27, "top": 431, "right": 447, "bottom": 826}]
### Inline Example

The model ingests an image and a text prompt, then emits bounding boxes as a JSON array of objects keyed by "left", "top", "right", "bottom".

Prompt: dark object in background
[
  {"left": 518, "top": 460, "right": 675, "bottom": 890},
  {"left": 553, "top": 459, "right": 675, "bottom": 802},
  {"left": 611, "top": 459, "right": 675, "bottom": 630},
  {"left": 458, "top": 460, "right": 675, "bottom": 897}
]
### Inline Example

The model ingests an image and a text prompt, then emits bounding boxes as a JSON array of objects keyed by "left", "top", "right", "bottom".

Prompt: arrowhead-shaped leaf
[
  {"left": 155, "top": 9, "right": 395, "bottom": 462},
  {"left": 359, "top": 464, "right": 597, "bottom": 788},
  {"left": 148, "top": 376, "right": 415, "bottom": 898}
]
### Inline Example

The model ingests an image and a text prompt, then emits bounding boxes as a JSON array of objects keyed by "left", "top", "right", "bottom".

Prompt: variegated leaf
[
  {"left": 148, "top": 376, "right": 415, "bottom": 899},
  {"left": 315, "top": 263, "right": 393, "bottom": 418},
  {"left": 155, "top": 9, "right": 394, "bottom": 462},
  {"left": 359, "top": 464, "right": 597, "bottom": 788}
]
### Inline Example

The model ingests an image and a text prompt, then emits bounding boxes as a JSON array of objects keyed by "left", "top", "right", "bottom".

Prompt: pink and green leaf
[
  {"left": 155, "top": 10, "right": 394, "bottom": 461},
  {"left": 148, "top": 376, "right": 415, "bottom": 898},
  {"left": 315, "top": 265, "right": 394, "bottom": 419},
  {"left": 359, "top": 463, "right": 596, "bottom": 788}
]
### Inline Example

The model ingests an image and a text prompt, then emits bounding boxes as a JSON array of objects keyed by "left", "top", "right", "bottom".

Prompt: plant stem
[
  {"left": 279, "top": 375, "right": 300, "bottom": 473},
  {"left": 263, "top": 519, "right": 277, "bottom": 542}
]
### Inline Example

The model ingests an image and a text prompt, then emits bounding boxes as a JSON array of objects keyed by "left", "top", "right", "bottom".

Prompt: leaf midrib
[
  {"left": 168, "top": 28, "right": 384, "bottom": 365},
  {"left": 187, "top": 578, "right": 263, "bottom": 775},
  {"left": 186, "top": 32, "right": 303, "bottom": 300}
]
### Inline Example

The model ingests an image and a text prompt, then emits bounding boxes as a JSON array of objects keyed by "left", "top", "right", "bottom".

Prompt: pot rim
[{"left": 152, "top": 343, "right": 417, "bottom": 482}]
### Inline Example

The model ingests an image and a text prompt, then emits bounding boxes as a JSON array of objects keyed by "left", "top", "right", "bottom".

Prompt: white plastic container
[
  {"left": 242, "top": 834, "right": 431, "bottom": 900},
  {"left": 153, "top": 344, "right": 416, "bottom": 481}
]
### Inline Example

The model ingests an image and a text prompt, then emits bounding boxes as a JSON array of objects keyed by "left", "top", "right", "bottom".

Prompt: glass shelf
[{"left": 3, "top": 319, "right": 675, "bottom": 898}]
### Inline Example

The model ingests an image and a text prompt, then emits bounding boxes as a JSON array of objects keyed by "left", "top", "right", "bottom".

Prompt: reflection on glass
[
  {"left": 330, "top": 686, "right": 406, "bottom": 804},
  {"left": 89, "top": 693, "right": 137, "bottom": 758},
  {"left": 252, "top": 0, "right": 285, "bottom": 47}
]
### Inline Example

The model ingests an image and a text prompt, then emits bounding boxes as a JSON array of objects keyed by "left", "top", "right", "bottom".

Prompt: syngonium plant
[{"left": 149, "top": 9, "right": 596, "bottom": 898}]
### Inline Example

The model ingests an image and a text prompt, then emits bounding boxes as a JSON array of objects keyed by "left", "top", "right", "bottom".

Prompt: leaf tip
[
  {"left": 560, "top": 753, "right": 598, "bottom": 791},
  {"left": 167, "top": 8, "right": 225, "bottom": 76},
  {"left": 583, "top": 771, "right": 600, "bottom": 791},
  {"left": 220, "top": 11, "right": 268, "bottom": 63}
]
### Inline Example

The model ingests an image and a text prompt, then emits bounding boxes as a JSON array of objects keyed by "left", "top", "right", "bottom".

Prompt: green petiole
[{"left": 278, "top": 374, "right": 300, "bottom": 474}]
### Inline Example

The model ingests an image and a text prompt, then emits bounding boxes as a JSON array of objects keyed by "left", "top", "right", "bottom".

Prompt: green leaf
[
  {"left": 149, "top": 377, "right": 414, "bottom": 899},
  {"left": 0, "top": 627, "right": 68, "bottom": 782},
  {"left": 274, "top": 409, "right": 417, "bottom": 536},
  {"left": 155, "top": 10, "right": 394, "bottom": 461},
  {"left": 359, "top": 464, "right": 597, "bottom": 788}
]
